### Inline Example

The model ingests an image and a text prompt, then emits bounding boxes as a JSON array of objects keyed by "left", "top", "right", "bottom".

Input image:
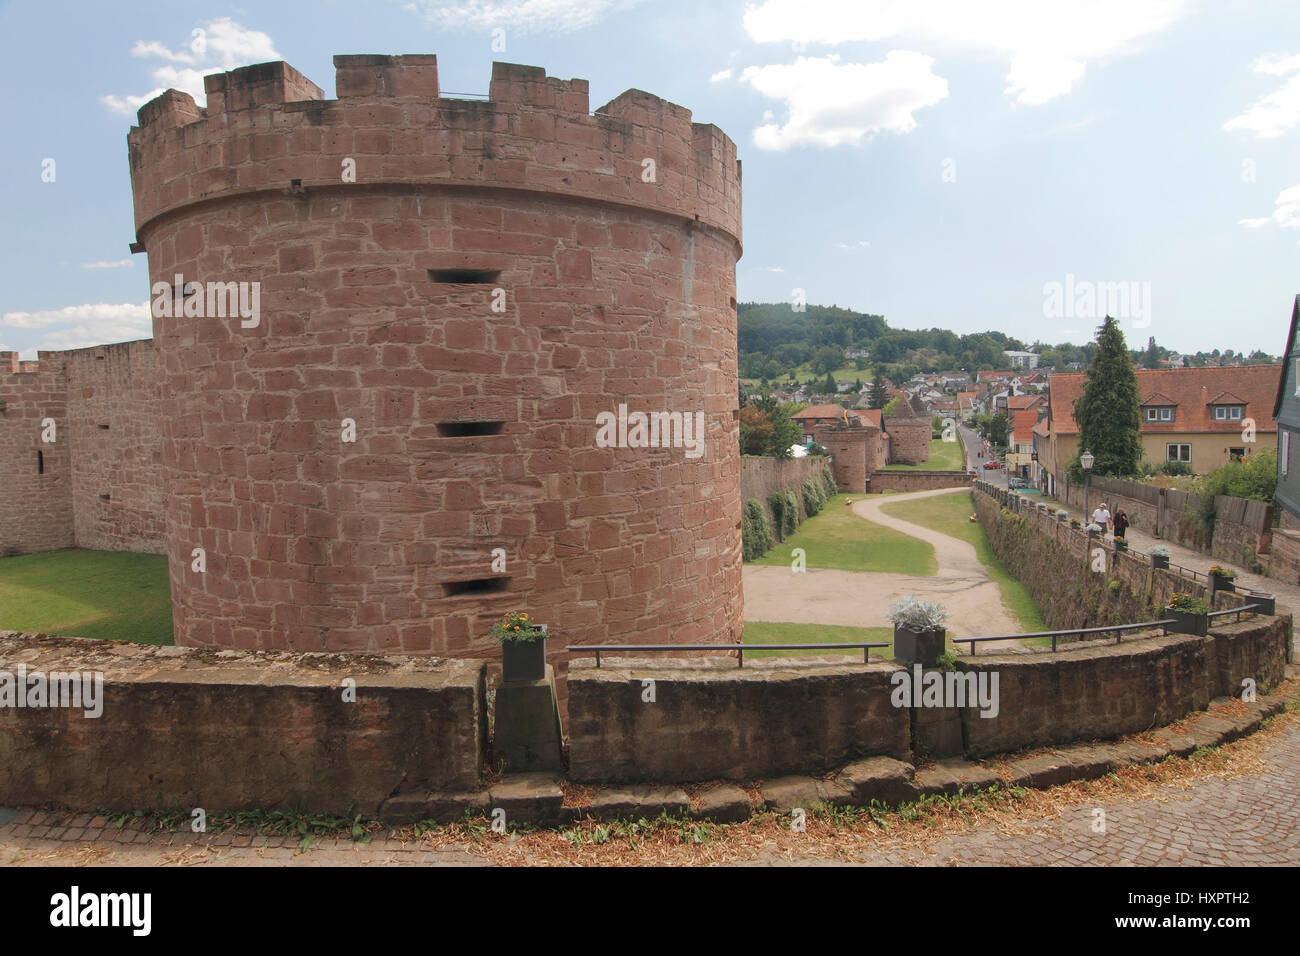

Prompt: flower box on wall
[
  {"left": 893, "top": 626, "right": 946, "bottom": 666},
  {"left": 1165, "top": 608, "right": 1209, "bottom": 636}
]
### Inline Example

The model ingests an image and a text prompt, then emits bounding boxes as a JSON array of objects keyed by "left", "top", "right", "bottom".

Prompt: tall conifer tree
[{"left": 1073, "top": 315, "right": 1142, "bottom": 475}]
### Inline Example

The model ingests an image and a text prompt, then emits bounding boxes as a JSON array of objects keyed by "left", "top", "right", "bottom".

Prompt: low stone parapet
[{"left": 0, "top": 632, "right": 486, "bottom": 815}]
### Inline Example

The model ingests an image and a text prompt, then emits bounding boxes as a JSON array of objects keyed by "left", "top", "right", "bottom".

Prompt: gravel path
[{"left": 743, "top": 487, "right": 1022, "bottom": 641}]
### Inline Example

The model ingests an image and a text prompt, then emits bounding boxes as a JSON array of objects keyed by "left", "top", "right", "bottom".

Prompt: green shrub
[
  {"left": 802, "top": 476, "right": 826, "bottom": 517},
  {"left": 1161, "top": 460, "right": 1192, "bottom": 476},
  {"left": 767, "top": 490, "right": 799, "bottom": 539},
  {"left": 821, "top": 465, "right": 837, "bottom": 498},
  {"left": 742, "top": 498, "right": 775, "bottom": 561}
]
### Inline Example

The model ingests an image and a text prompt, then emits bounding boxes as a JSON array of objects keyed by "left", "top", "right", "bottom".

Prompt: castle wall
[
  {"left": 882, "top": 415, "right": 930, "bottom": 465},
  {"left": 65, "top": 342, "right": 166, "bottom": 553},
  {"left": 0, "top": 353, "right": 73, "bottom": 555},
  {"left": 814, "top": 424, "right": 884, "bottom": 493},
  {"left": 0, "top": 343, "right": 165, "bottom": 557},
  {"left": 127, "top": 56, "right": 744, "bottom": 659}
]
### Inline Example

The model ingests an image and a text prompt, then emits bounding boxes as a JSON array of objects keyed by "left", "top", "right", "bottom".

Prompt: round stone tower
[{"left": 126, "top": 55, "right": 743, "bottom": 659}]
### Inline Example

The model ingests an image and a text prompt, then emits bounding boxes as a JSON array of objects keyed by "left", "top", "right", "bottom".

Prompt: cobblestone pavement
[
  {"left": 748, "top": 708, "right": 1300, "bottom": 866},
  {"left": 4, "top": 703, "right": 1297, "bottom": 867}
]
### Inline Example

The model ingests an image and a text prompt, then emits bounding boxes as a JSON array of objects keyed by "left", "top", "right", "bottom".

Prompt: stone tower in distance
[{"left": 126, "top": 55, "right": 743, "bottom": 660}]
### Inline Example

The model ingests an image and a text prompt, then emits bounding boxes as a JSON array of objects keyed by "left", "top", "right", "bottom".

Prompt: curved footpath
[{"left": 743, "top": 487, "right": 1022, "bottom": 642}]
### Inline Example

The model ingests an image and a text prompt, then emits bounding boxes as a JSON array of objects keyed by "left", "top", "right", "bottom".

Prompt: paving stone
[
  {"left": 1007, "top": 752, "right": 1077, "bottom": 788},
  {"left": 580, "top": 785, "right": 689, "bottom": 821},
  {"left": 914, "top": 759, "right": 1002, "bottom": 796},
  {"left": 835, "top": 756, "right": 920, "bottom": 806},
  {"left": 487, "top": 773, "right": 564, "bottom": 827},
  {"left": 1151, "top": 729, "right": 1199, "bottom": 757},
  {"left": 1109, "top": 740, "right": 1170, "bottom": 767},
  {"left": 1187, "top": 715, "right": 1244, "bottom": 748},
  {"left": 1056, "top": 744, "right": 1124, "bottom": 780},
  {"left": 689, "top": 784, "right": 752, "bottom": 823},
  {"left": 380, "top": 789, "right": 490, "bottom": 824},
  {"left": 760, "top": 776, "right": 824, "bottom": 812}
]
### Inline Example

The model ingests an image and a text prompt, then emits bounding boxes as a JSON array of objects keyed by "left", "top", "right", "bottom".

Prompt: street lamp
[{"left": 1080, "top": 449, "right": 1095, "bottom": 522}]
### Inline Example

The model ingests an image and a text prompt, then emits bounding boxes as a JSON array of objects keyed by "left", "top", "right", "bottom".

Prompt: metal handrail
[
  {"left": 953, "top": 619, "right": 1177, "bottom": 654},
  {"left": 565, "top": 642, "right": 891, "bottom": 668},
  {"left": 1207, "top": 603, "right": 1260, "bottom": 622}
]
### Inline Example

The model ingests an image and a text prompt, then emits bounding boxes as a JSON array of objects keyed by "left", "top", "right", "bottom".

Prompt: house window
[
  {"left": 1144, "top": 407, "right": 1173, "bottom": 422},
  {"left": 1295, "top": 359, "right": 1300, "bottom": 397},
  {"left": 1284, "top": 431, "right": 1291, "bottom": 476},
  {"left": 1213, "top": 406, "right": 1244, "bottom": 421},
  {"left": 1166, "top": 443, "right": 1191, "bottom": 463},
  {"left": 1229, "top": 447, "right": 1246, "bottom": 461}
]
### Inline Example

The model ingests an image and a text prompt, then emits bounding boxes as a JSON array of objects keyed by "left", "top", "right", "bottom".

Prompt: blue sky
[{"left": 0, "top": 0, "right": 1296, "bottom": 359}]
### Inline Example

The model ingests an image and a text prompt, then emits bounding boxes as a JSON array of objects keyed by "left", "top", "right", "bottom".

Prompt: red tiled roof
[
  {"left": 1140, "top": 392, "right": 1176, "bottom": 407},
  {"left": 1047, "top": 366, "right": 1282, "bottom": 435},
  {"left": 792, "top": 405, "right": 886, "bottom": 430},
  {"left": 792, "top": 404, "right": 850, "bottom": 420},
  {"left": 854, "top": 408, "right": 884, "bottom": 428},
  {"left": 1007, "top": 395, "right": 1044, "bottom": 410},
  {"left": 1012, "top": 409, "right": 1039, "bottom": 443}
]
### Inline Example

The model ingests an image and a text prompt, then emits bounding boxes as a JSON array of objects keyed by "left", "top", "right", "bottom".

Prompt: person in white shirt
[{"left": 1091, "top": 503, "right": 1112, "bottom": 533}]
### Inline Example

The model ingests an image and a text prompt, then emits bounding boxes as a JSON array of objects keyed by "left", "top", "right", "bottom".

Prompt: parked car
[
  {"left": 1008, "top": 476, "right": 1026, "bottom": 488},
  {"left": 982, "top": 460, "right": 1003, "bottom": 470}
]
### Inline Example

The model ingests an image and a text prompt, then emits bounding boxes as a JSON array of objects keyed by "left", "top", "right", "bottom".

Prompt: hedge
[{"left": 742, "top": 498, "right": 775, "bottom": 561}]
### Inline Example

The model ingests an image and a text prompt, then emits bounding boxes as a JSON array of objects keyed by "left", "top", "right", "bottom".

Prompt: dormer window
[
  {"left": 1144, "top": 406, "right": 1174, "bottom": 423},
  {"left": 1212, "top": 405, "right": 1244, "bottom": 421}
]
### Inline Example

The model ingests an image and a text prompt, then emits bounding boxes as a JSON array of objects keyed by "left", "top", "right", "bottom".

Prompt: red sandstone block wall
[
  {"left": 65, "top": 342, "right": 166, "bottom": 553},
  {"left": 0, "top": 343, "right": 165, "bottom": 557},
  {"left": 868, "top": 470, "right": 973, "bottom": 494},
  {"left": 882, "top": 417, "right": 930, "bottom": 465},
  {"left": 0, "top": 353, "right": 74, "bottom": 555},
  {"left": 127, "top": 56, "right": 745, "bottom": 661}
]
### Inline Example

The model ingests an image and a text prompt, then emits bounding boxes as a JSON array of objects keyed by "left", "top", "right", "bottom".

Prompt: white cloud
[
  {"left": 838, "top": 240, "right": 871, "bottom": 249},
  {"left": 740, "top": 52, "right": 948, "bottom": 149},
  {"left": 741, "top": 0, "right": 1188, "bottom": 105},
  {"left": 81, "top": 259, "right": 134, "bottom": 270},
  {"left": 753, "top": 266, "right": 786, "bottom": 272},
  {"left": 102, "top": 18, "right": 281, "bottom": 115},
  {"left": 710, "top": 69, "right": 733, "bottom": 82},
  {"left": 1238, "top": 184, "right": 1300, "bottom": 229},
  {"left": 1224, "top": 52, "right": 1300, "bottom": 139},
  {"left": 404, "top": 0, "right": 646, "bottom": 34},
  {"left": 1, "top": 302, "right": 151, "bottom": 349}
]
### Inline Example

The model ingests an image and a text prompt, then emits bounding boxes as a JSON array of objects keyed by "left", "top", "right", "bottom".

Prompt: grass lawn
[
  {"left": 740, "top": 621, "right": 898, "bottom": 659},
  {"left": 0, "top": 549, "right": 173, "bottom": 644},
  {"left": 752, "top": 493, "right": 937, "bottom": 575},
  {"left": 879, "top": 490, "right": 1047, "bottom": 632},
  {"left": 883, "top": 436, "right": 966, "bottom": 471}
]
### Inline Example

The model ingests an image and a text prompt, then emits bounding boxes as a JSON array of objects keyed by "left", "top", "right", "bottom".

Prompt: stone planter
[
  {"left": 1210, "top": 573, "right": 1236, "bottom": 593},
  {"left": 1151, "top": 555, "right": 1170, "bottom": 570},
  {"left": 502, "top": 627, "right": 547, "bottom": 682},
  {"left": 893, "top": 626, "right": 946, "bottom": 666},
  {"left": 1165, "top": 608, "right": 1208, "bottom": 637}
]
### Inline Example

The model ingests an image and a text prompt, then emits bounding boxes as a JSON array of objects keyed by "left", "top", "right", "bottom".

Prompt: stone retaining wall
[
  {"left": 740, "top": 455, "right": 832, "bottom": 522},
  {"left": 1051, "top": 471, "right": 1272, "bottom": 573},
  {"left": 0, "top": 632, "right": 485, "bottom": 815},
  {"left": 567, "top": 657, "right": 910, "bottom": 782},
  {"left": 869, "top": 470, "right": 972, "bottom": 494}
]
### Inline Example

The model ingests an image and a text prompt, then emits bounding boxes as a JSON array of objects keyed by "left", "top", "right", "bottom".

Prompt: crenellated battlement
[{"left": 127, "top": 55, "right": 741, "bottom": 250}]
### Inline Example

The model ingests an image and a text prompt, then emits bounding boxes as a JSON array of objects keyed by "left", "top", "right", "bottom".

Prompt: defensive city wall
[{"left": 0, "top": 342, "right": 165, "bottom": 556}]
